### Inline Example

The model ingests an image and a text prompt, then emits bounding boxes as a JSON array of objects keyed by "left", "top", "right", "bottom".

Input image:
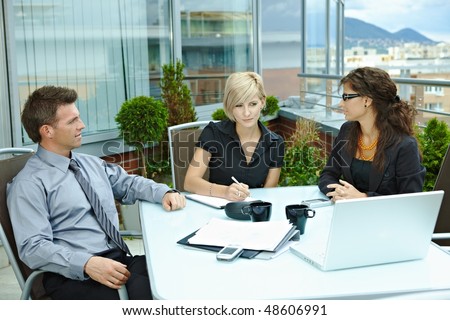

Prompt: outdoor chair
[
  {"left": 432, "top": 143, "right": 450, "bottom": 248},
  {"left": 168, "top": 120, "right": 215, "bottom": 192},
  {"left": 0, "top": 148, "right": 128, "bottom": 299}
]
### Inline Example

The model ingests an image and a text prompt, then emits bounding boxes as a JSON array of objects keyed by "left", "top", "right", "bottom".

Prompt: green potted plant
[
  {"left": 115, "top": 95, "right": 168, "bottom": 233},
  {"left": 212, "top": 107, "right": 228, "bottom": 121},
  {"left": 160, "top": 59, "right": 197, "bottom": 127},
  {"left": 159, "top": 60, "right": 197, "bottom": 177},
  {"left": 210, "top": 95, "right": 280, "bottom": 122},
  {"left": 279, "top": 117, "right": 327, "bottom": 186},
  {"left": 416, "top": 117, "right": 450, "bottom": 191},
  {"left": 262, "top": 95, "right": 280, "bottom": 121},
  {"left": 115, "top": 95, "right": 168, "bottom": 178}
]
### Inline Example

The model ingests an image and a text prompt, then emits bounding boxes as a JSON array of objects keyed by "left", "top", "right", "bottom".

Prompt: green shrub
[
  {"left": 160, "top": 59, "right": 197, "bottom": 127},
  {"left": 279, "top": 118, "right": 326, "bottom": 186},
  {"left": 211, "top": 95, "right": 279, "bottom": 122},
  {"left": 263, "top": 95, "right": 280, "bottom": 117},
  {"left": 212, "top": 108, "right": 228, "bottom": 121},
  {"left": 416, "top": 118, "right": 450, "bottom": 191},
  {"left": 115, "top": 96, "right": 168, "bottom": 177},
  {"left": 147, "top": 159, "right": 172, "bottom": 185}
]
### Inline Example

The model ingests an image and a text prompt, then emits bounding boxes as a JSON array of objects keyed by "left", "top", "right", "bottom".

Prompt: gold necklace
[
  {"left": 358, "top": 135, "right": 378, "bottom": 161},
  {"left": 358, "top": 148, "right": 375, "bottom": 161},
  {"left": 358, "top": 135, "right": 378, "bottom": 150}
]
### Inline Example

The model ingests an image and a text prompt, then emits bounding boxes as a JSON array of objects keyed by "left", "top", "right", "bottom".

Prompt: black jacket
[{"left": 318, "top": 121, "right": 425, "bottom": 197}]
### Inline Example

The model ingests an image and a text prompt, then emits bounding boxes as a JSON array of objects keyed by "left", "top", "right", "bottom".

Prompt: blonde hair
[{"left": 223, "top": 72, "right": 266, "bottom": 121}]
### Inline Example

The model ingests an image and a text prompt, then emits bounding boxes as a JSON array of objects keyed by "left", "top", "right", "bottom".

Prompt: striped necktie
[{"left": 69, "top": 159, "right": 131, "bottom": 255}]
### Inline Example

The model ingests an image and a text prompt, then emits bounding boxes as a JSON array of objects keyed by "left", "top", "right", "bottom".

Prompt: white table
[{"left": 140, "top": 186, "right": 450, "bottom": 299}]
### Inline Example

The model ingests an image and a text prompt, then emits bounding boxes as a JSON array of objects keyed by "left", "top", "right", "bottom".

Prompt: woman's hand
[
  {"left": 225, "top": 182, "right": 250, "bottom": 201},
  {"left": 326, "top": 179, "right": 367, "bottom": 201}
]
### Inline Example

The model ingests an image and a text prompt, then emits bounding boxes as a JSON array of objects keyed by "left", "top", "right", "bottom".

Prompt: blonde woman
[{"left": 184, "top": 72, "right": 285, "bottom": 201}]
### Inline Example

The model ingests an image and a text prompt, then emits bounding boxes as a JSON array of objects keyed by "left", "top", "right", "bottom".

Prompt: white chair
[{"left": 167, "top": 121, "right": 215, "bottom": 191}]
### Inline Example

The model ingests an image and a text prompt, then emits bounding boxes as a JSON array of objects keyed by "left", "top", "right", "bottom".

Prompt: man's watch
[{"left": 165, "top": 189, "right": 180, "bottom": 194}]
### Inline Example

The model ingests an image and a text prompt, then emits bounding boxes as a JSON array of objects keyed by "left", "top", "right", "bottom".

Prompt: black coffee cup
[
  {"left": 285, "top": 204, "right": 316, "bottom": 234},
  {"left": 224, "top": 200, "right": 264, "bottom": 220},
  {"left": 241, "top": 201, "right": 272, "bottom": 222}
]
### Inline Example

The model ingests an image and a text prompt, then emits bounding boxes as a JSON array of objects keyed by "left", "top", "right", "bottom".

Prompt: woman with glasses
[{"left": 318, "top": 67, "right": 425, "bottom": 201}]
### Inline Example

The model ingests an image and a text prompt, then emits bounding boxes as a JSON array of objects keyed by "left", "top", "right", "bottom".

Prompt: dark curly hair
[{"left": 340, "top": 67, "right": 418, "bottom": 170}]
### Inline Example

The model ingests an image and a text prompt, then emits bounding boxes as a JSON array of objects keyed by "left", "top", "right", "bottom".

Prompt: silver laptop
[{"left": 290, "top": 191, "right": 444, "bottom": 271}]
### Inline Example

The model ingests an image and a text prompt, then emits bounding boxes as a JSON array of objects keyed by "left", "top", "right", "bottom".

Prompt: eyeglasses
[{"left": 342, "top": 93, "right": 361, "bottom": 101}]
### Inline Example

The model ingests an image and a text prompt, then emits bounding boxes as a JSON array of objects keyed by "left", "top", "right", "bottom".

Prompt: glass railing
[
  {"left": 296, "top": 73, "right": 450, "bottom": 128},
  {"left": 149, "top": 73, "right": 229, "bottom": 107},
  {"left": 149, "top": 71, "right": 450, "bottom": 130}
]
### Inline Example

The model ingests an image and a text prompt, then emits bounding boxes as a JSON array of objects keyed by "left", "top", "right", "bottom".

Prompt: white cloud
[
  {"left": 345, "top": 0, "right": 450, "bottom": 42},
  {"left": 263, "top": 0, "right": 301, "bottom": 18}
]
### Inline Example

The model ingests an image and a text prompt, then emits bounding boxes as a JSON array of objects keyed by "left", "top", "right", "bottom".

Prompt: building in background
[{"left": 0, "top": 0, "right": 448, "bottom": 154}]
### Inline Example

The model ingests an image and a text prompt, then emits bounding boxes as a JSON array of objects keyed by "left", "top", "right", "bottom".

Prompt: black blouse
[
  {"left": 196, "top": 120, "right": 285, "bottom": 188},
  {"left": 351, "top": 158, "right": 372, "bottom": 193}
]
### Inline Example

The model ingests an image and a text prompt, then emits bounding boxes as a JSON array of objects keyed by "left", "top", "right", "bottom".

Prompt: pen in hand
[
  {"left": 231, "top": 176, "right": 250, "bottom": 198},
  {"left": 231, "top": 176, "right": 244, "bottom": 187}
]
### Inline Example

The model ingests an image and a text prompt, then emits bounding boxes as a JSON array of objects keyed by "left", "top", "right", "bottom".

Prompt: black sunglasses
[{"left": 342, "top": 93, "right": 361, "bottom": 101}]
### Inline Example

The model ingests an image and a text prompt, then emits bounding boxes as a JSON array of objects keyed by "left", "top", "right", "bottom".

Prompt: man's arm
[
  {"left": 106, "top": 162, "right": 185, "bottom": 210},
  {"left": 7, "top": 178, "right": 92, "bottom": 280}
]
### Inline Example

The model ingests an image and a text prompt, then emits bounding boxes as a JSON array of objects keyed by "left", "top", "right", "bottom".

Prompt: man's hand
[
  {"left": 162, "top": 191, "right": 186, "bottom": 211},
  {"left": 84, "top": 256, "right": 130, "bottom": 289}
]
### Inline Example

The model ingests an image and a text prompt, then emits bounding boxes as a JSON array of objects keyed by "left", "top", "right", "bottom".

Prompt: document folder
[
  {"left": 186, "top": 193, "right": 259, "bottom": 209},
  {"left": 177, "top": 230, "right": 261, "bottom": 259},
  {"left": 177, "top": 218, "right": 299, "bottom": 259}
]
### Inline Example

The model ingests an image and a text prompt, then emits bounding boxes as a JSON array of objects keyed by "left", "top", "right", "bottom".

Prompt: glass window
[
  {"left": 179, "top": 0, "right": 255, "bottom": 106},
  {"left": 0, "top": 5, "right": 10, "bottom": 148},
  {"left": 11, "top": 0, "right": 171, "bottom": 144},
  {"left": 301, "top": 0, "right": 344, "bottom": 107},
  {"left": 425, "top": 103, "right": 443, "bottom": 111},
  {"left": 261, "top": 0, "right": 302, "bottom": 100},
  {"left": 425, "top": 86, "right": 444, "bottom": 96},
  {"left": 305, "top": 1, "right": 326, "bottom": 75}
]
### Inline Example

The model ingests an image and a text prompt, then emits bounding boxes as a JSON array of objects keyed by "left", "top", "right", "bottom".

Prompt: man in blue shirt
[{"left": 7, "top": 86, "right": 185, "bottom": 299}]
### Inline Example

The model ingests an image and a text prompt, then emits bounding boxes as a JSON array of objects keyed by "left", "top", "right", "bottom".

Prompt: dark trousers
[{"left": 43, "top": 249, "right": 152, "bottom": 300}]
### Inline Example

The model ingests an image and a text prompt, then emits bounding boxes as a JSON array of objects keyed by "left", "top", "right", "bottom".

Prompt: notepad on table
[
  {"left": 186, "top": 193, "right": 256, "bottom": 209},
  {"left": 187, "top": 218, "right": 297, "bottom": 252}
]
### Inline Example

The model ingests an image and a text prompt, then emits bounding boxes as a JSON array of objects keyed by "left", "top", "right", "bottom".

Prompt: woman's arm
[
  {"left": 184, "top": 147, "right": 211, "bottom": 194},
  {"left": 394, "top": 137, "right": 426, "bottom": 193},
  {"left": 318, "top": 124, "right": 351, "bottom": 195},
  {"left": 263, "top": 167, "right": 281, "bottom": 187},
  {"left": 184, "top": 148, "right": 250, "bottom": 200}
]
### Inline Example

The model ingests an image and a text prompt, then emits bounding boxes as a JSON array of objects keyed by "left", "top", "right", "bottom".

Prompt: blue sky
[
  {"left": 182, "top": 0, "right": 450, "bottom": 43},
  {"left": 345, "top": 0, "right": 450, "bottom": 42},
  {"left": 261, "top": 0, "right": 450, "bottom": 43}
]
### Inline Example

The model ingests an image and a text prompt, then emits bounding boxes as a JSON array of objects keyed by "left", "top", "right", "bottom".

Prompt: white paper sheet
[
  {"left": 186, "top": 193, "right": 257, "bottom": 209},
  {"left": 188, "top": 218, "right": 294, "bottom": 251}
]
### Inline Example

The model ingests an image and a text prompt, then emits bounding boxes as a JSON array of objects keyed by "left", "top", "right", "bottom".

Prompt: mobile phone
[
  {"left": 301, "top": 198, "right": 332, "bottom": 208},
  {"left": 216, "top": 245, "right": 244, "bottom": 262}
]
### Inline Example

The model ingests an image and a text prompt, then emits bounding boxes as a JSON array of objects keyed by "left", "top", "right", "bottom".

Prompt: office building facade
[{"left": 0, "top": 0, "right": 344, "bottom": 155}]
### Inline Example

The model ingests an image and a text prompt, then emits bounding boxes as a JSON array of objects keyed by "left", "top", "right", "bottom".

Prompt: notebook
[
  {"left": 290, "top": 191, "right": 444, "bottom": 271},
  {"left": 186, "top": 193, "right": 257, "bottom": 209},
  {"left": 177, "top": 230, "right": 261, "bottom": 259}
]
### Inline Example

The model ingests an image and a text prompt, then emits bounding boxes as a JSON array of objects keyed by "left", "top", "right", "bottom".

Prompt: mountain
[
  {"left": 393, "top": 28, "right": 435, "bottom": 43},
  {"left": 261, "top": 12, "right": 438, "bottom": 49},
  {"left": 345, "top": 17, "right": 436, "bottom": 50}
]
